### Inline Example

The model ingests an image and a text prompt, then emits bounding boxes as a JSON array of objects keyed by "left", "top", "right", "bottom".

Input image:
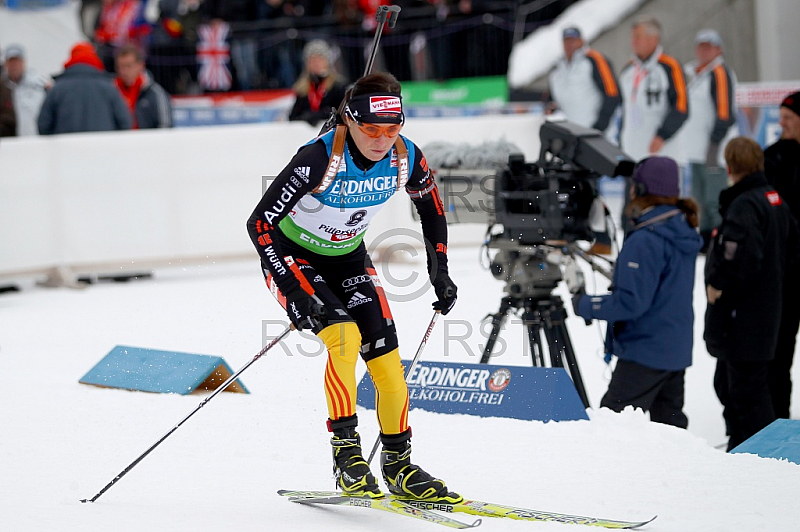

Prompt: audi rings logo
[{"left": 342, "top": 275, "right": 371, "bottom": 288}]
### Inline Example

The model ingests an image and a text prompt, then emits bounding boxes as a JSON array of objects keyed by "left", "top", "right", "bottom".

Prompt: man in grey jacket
[
  {"left": 114, "top": 44, "right": 173, "bottom": 129},
  {"left": 38, "top": 42, "right": 131, "bottom": 135}
]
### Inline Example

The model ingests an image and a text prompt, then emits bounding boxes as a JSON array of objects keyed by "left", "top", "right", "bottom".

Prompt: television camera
[{"left": 480, "top": 121, "right": 634, "bottom": 407}]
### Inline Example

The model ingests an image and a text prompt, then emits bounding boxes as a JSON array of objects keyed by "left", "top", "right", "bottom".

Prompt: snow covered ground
[{"left": 2, "top": 241, "right": 800, "bottom": 531}]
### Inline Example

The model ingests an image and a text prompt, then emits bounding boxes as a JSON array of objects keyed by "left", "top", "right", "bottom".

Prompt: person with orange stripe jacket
[
  {"left": 548, "top": 26, "right": 621, "bottom": 254},
  {"left": 619, "top": 16, "right": 689, "bottom": 164},
  {"left": 548, "top": 26, "right": 621, "bottom": 136},
  {"left": 680, "top": 29, "right": 737, "bottom": 250},
  {"left": 246, "top": 71, "right": 461, "bottom": 503}
]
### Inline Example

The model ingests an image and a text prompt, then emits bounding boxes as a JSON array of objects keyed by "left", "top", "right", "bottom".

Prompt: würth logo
[
  {"left": 369, "top": 96, "right": 401, "bottom": 113},
  {"left": 766, "top": 191, "right": 782, "bottom": 206}
]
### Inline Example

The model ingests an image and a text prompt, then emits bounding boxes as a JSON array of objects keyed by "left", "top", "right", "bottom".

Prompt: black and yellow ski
[
  {"left": 279, "top": 489, "right": 480, "bottom": 529},
  {"left": 279, "top": 490, "right": 656, "bottom": 529}
]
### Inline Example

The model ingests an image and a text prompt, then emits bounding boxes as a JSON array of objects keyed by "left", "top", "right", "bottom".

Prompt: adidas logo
[
  {"left": 293, "top": 166, "right": 311, "bottom": 183},
  {"left": 347, "top": 291, "right": 373, "bottom": 309}
]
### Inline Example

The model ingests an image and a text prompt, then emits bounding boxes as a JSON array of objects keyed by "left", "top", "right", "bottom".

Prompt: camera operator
[{"left": 572, "top": 156, "right": 702, "bottom": 428}]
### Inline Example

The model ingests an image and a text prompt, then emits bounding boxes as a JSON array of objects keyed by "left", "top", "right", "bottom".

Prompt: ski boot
[
  {"left": 380, "top": 430, "right": 462, "bottom": 503},
  {"left": 329, "top": 416, "right": 382, "bottom": 498}
]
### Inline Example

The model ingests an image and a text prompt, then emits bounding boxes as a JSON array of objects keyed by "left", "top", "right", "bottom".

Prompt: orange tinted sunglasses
[{"left": 354, "top": 122, "right": 403, "bottom": 139}]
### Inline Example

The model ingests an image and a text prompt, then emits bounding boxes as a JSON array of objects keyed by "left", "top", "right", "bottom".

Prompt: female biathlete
[{"left": 247, "top": 71, "right": 460, "bottom": 502}]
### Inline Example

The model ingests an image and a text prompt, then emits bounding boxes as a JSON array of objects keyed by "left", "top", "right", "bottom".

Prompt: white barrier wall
[{"left": 0, "top": 114, "right": 544, "bottom": 279}]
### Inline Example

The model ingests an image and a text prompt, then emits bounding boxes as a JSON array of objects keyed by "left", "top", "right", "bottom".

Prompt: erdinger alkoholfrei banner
[{"left": 356, "top": 360, "right": 588, "bottom": 422}]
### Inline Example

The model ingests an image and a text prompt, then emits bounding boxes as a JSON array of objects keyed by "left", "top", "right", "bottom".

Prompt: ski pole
[
  {"left": 80, "top": 324, "right": 293, "bottom": 503},
  {"left": 366, "top": 310, "right": 440, "bottom": 465}
]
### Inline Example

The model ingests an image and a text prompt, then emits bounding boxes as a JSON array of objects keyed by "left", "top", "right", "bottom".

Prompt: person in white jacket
[
  {"left": 548, "top": 27, "right": 621, "bottom": 136},
  {"left": 1, "top": 45, "right": 50, "bottom": 137},
  {"left": 619, "top": 17, "right": 689, "bottom": 163},
  {"left": 680, "top": 29, "right": 737, "bottom": 250},
  {"left": 548, "top": 27, "right": 621, "bottom": 254},
  {"left": 618, "top": 17, "right": 689, "bottom": 232}
]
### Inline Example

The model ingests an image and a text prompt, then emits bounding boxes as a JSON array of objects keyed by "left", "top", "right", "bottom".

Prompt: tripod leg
[
  {"left": 540, "top": 303, "right": 564, "bottom": 368},
  {"left": 560, "top": 331, "right": 590, "bottom": 408},
  {"left": 480, "top": 297, "right": 512, "bottom": 364},
  {"left": 522, "top": 299, "right": 545, "bottom": 368},
  {"left": 523, "top": 309, "right": 545, "bottom": 367},
  {"left": 546, "top": 303, "right": 590, "bottom": 408}
]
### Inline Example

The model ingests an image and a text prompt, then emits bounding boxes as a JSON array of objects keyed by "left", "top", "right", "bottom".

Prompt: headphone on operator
[{"left": 631, "top": 157, "right": 654, "bottom": 197}]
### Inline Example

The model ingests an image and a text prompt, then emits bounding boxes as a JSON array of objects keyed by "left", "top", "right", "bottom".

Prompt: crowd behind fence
[{"left": 80, "top": 0, "right": 575, "bottom": 95}]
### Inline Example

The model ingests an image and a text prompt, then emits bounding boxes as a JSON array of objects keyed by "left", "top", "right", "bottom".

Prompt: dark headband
[{"left": 345, "top": 92, "right": 404, "bottom": 125}]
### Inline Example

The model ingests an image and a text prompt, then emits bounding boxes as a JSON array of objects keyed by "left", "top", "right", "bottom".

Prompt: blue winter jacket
[{"left": 576, "top": 205, "right": 703, "bottom": 371}]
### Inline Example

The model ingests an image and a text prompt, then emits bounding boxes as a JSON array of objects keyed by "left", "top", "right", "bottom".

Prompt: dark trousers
[
  {"left": 601, "top": 359, "right": 688, "bottom": 429},
  {"left": 689, "top": 163, "right": 726, "bottom": 233},
  {"left": 714, "top": 359, "right": 776, "bottom": 451},
  {"left": 690, "top": 163, "right": 727, "bottom": 251},
  {"left": 264, "top": 235, "right": 398, "bottom": 362},
  {"left": 769, "top": 277, "right": 800, "bottom": 419}
]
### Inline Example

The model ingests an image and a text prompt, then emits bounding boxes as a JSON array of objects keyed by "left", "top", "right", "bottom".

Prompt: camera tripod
[{"left": 479, "top": 293, "right": 590, "bottom": 408}]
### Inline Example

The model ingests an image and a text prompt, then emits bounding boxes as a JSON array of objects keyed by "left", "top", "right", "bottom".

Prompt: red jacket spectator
[{"left": 94, "top": 0, "right": 149, "bottom": 47}]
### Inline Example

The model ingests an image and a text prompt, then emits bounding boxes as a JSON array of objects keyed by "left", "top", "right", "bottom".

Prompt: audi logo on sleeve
[{"left": 342, "top": 275, "right": 371, "bottom": 290}]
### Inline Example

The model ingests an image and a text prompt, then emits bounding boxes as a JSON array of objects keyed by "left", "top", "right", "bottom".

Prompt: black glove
[
  {"left": 571, "top": 289, "right": 592, "bottom": 326},
  {"left": 432, "top": 273, "right": 457, "bottom": 315},
  {"left": 571, "top": 291, "right": 583, "bottom": 316},
  {"left": 285, "top": 288, "right": 327, "bottom": 330}
]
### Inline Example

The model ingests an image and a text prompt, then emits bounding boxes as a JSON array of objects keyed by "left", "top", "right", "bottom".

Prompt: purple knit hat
[{"left": 633, "top": 156, "right": 680, "bottom": 197}]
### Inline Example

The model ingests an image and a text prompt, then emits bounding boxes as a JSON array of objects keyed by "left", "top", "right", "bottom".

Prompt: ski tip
[
  {"left": 469, "top": 518, "right": 482, "bottom": 528},
  {"left": 627, "top": 515, "right": 657, "bottom": 529}
]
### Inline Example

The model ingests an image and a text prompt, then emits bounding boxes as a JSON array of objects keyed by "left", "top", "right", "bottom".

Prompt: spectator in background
[
  {"left": 705, "top": 137, "right": 796, "bottom": 451},
  {"left": 681, "top": 29, "right": 737, "bottom": 251},
  {"left": 619, "top": 17, "right": 688, "bottom": 163},
  {"left": 80, "top": 0, "right": 104, "bottom": 39},
  {"left": 93, "top": 0, "right": 149, "bottom": 71},
  {"left": 377, "top": 0, "right": 412, "bottom": 82},
  {"left": 289, "top": 40, "right": 347, "bottom": 126},
  {"left": 257, "top": 0, "right": 302, "bottom": 89},
  {"left": 38, "top": 42, "right": 132, "bottom": 135},
  {"left": 618, "top": 17, "right": 688, "bottom": 232},
  {"left": 548, "top": 26, "right": 621, "bottom": 255},
  {"left": 572, "top": 156, "right": 702, "bottom": 428},
  {"left": 764, "top": 92, "right": 800, "bottom": 420},
  {"left": 548, "top": 27, "right": 620, "bottom": 135},
  {"left": 426, "top": 0, "right": 473, "bottom": 81},
  {"left": 204, "top": 0, "right": 260, "bottom": 90},
  {"left": 114, "top": 44, "right": 173, "bottom": 128},
  {"left": 334, "top": 0, "right": 369, "bottom": 83},
  {"left": 147, "top": 0, "right": 204, "bottom": 94},
  {"left": 0, "top": 52, "right": 16, "bottom": 137},
  {"left": 1, "top": 45, "right": 52, "bottom": 137}
]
